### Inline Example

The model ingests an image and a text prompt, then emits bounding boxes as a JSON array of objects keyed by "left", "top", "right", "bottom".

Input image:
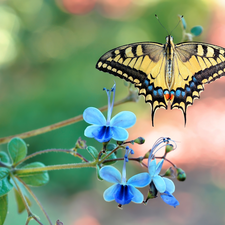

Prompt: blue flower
[
  {"left": 147, "top": 137, "right": 176, "bottom": 193},
  {"left": 99, "top": 148, "right": 150, "bottom": 206},
  {"left": 83, "top": 84, "right": 136, "bottom": 143},
  {"left": 160, "top": 191, "right": 179, "bottom": 208}
]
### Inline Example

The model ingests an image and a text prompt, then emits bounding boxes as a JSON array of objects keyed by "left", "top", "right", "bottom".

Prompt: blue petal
[
  {"left": 99, "top": 166, "right": 121, "bottom": 183},
  {"left": 155, "top": 159, "right": 164, "bottom": 175},
  {"left": 160, "top": 191, "right": 179, "bottom": 208},
  {"left": 148, "top": 159, "right": 156, "bottom": 177},
  {"left": 129, "top": 185, "right": 144, "bottom": 204},
  {"left": 92, "top": 126, "right": 113, "bottom": 142},
  {"left": 110, "top": 111, "right": 136, "bottom": 128},
  {"left": 163, "top": 177, "right": 175, "bottom": 194},
  {"left": 127, "top": 172, "right": 151, "bottom": 187},
  {"left": 153, "top": 175, "right": 166, "bottom": 193},
  {"left": 103, "top": 183, "right": 120, "bottom": 202},
  {"left": 84, "top": 125, "right": 102, "bottom": 138},
  {"left": 114, "top": 184, "right": 134, "bottom": 205},
  {"left": 111, "top": 127, "right": 129, "bottom": 141},
  {"left": 83, "top": 107, "right": 106, "bottom": 125}
]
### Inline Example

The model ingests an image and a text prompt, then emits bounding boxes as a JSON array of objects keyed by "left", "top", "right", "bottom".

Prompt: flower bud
[
  {"left": 134, "top": 137, "right": 145, "bottom": 144},
  {"left": 164, "top": 167, "right": 175, "bottom": 177},
  {"left": 165, "top": 144, "right": 174, "bottom": 153},
  {"left": 75, "top": 137, "right": 87, "bottom": 150},
  {"left": 143, "top": 182, "right": 158, "bottom": 204},
  {"left": 144, "top": 151, "right": 150, "bottom": 159},
  {"left": 176, "top": 168, "right": 186, "bottom": 181}
]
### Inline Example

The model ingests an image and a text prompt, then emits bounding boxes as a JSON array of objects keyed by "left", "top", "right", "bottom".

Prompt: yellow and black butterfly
[{"left": 96, "top": 30, "right": 225, "bottom": 126}]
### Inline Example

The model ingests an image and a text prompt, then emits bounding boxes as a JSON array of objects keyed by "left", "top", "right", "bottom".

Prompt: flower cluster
[{"left": 83, "top": 84, "right": 183, "bottom": 208}]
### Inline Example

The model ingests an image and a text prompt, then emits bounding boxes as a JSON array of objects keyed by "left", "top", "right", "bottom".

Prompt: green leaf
[
  {"left": 86, "top": 146, "right": 98, "bottom": 159},
  {"left": 14, "top": 188, "right": 32, "bottom": 214},
  {"left": 101, "top": 151, "right": 117, "bottom": 165},
  {"left": 0, "top": 168, "right": 10, "bottom": 181},
  {"left": 0, "top": 194, "right": 8, "bottom": 225},
  {"left": 7, "top": 138, "right": 27, "bottom": 165},
  {"left": 96, "top": 164, "right": 103, "bottom": 181},
  {"left": 190, "top": 26, "right": 203, "bottom": 36},
  {"left": 0, "top": 152, "right": 10, "bottom": 164},
  {"left": 18, "top": 162, "right": 49, "bottom": 186},
  {"left": 0, "top": 177, "right": 13, "bottom": 197}
]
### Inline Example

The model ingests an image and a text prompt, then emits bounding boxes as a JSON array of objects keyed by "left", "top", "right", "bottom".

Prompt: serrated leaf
[
  {"left": 14, "top": 188, "right": 32, "bottom": 214},
  {"left": 7, "top": 138, "right": 27, "bottom": 165},
  {"left": 18, "top": 162, "right": 49, "bottom": 186},
  {"left": 0, "top": 194, "right": 8, "bottom": 225},
  {"left": 0, "top": 168, "right": 9, "bottom": 181},
  {"left": 86, "top": 146, "right": 98, "bottom": 159},
  {"left": 0, "top": 177, "right": 13, "bottom": 197},
  {"left": 190, "top": 26, "right": 203, "bottom": 36},
  {"left": 0, "top": 152, "right": 10, "bottom": 164}
]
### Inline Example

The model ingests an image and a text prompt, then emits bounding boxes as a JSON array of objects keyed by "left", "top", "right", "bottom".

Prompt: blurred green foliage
[{"left": 0, "top": 0, "right": 210, "bottom": 194}]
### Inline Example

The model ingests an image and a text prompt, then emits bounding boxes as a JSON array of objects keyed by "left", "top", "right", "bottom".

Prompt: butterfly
[{"left": 96, "top": 35, "right": 225, "bottom": 126}]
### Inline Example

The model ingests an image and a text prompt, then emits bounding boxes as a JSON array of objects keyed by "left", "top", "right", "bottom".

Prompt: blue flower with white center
[
  {"left": 99, "top": 147, "right": 150, "bottom": 206},
  {"left": 83, "top": 84, "right": 136, "bottom": 143},
  {"left": 160, "top": 191, "right": 179, "bottom": 208},
  {"left": 148, "top": 138, "right": 176, "bottom": 193}
]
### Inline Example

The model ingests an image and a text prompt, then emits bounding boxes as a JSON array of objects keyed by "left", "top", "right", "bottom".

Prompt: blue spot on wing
[
  {"left": 148, "top": 85, "right": 153, "bottom": 91},
  {"left": 176, "top": 90, "right": 181, "bottom": 97},
  {"left": 153, "top": 90, "right": 157, "bottom": 96},
  {"left": 158, "top": 89, "right": 163, "bottom": 96},
  {"left": 144, "top": 80, "right": 149, "bottom": 86},
  {"left": 182, "top": 91, "right": 186, "bottom": 97}
]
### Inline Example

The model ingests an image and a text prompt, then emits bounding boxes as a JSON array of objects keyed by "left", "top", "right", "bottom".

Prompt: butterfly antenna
[
  {"left": 170, "top": 15, "right": 183, "bottom": 35},
  {"left": 155, "top": 14, "right": 169, "bottom": 35}
]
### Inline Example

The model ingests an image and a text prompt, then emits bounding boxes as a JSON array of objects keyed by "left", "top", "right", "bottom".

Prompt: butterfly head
[{"left": 166, "top": 35, "right": 173, "bottom": 44}]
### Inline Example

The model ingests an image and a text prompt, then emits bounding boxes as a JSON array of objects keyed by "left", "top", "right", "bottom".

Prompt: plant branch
[
  {"left": 13, "top": 149, "right": 89, "bottom": 167},
  {"left": 0, "top": 92, "right": 136, "bottom": 145},
  {"left": 17, "top": 176, "right": 53, "bottom": 225},
  {"left": 14, "top": 161, "right": 96, "bottom": 175}
]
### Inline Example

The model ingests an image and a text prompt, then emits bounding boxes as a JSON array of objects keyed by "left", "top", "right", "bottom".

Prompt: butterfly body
[{"left": 96, "top": 35, "right": 225, "bottom": 125}]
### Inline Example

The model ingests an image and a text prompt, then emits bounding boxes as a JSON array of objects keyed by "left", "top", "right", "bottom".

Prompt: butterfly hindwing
[
  {"left": 96, "top": 42, "right": 170, "bottom": 125},
  {"left": 171, "top": 42, "right": 225, "bottom": 122}
]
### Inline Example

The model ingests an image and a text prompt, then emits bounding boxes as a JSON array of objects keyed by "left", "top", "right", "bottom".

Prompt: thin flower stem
[
  {"left": 17, "top": 176, "right": 53, "bottom": 225},
  {"left": 13, "top": 149, "right": 89, "bottom": 167},
  {"left": 99, "top": 145, "right": 123, "bottom": 164},
  {"left": 0, "top": 93, "right": 136, "bottom": 145},
  {"left": 14, "top": 161, "right": 96, "bottom": 175},
  {"left": 11, "top": 175, "right": 43, "bottom": 225}
]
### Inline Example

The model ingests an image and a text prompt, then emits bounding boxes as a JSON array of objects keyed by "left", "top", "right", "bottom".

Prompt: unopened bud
[
  {"left": 75, "top": 137, "right": 87, "bottom": 149},
  {"left": 165, "top": 144, "right": 174, "bottom": 153},
  {"left": 176, "top": 168, "right": 186, "bottom": 181},
  {"left": 143, "top": 182, "right": 157, "bottom": 204},
  {"left": 164, "top": 167, "right": 175, "bottom": 177},
  {"left": 134, "top": 137, "right": 145, "bottom": 144}
]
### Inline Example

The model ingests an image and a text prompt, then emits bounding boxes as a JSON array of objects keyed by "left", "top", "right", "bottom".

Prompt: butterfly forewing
[{"left": 96, "top": 42, "right": 171, "bottom": 125}]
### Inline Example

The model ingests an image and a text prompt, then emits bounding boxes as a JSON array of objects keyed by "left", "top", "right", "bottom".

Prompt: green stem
[
  {"left": 17, "top": 177, "right": 53, "bottom": 225},
  {"left": 0, "top": 93, "right": 136, "bottom": 145},
  {"left": 11, "top": 175, "right": 43, "bottom": 225},
  {"left": 14, "top": 161, "right": 96, "bottom": 175},
  {"left": 13, "top": 149, "right": 89, "bottom": 167}
]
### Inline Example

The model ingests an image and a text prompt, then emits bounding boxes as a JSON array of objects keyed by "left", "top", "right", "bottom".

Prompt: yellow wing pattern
[
  {"left": 96, "top": 39, "right": 225, "bottom": 125},
  {"left": 171, "top": 42, "right": 225, "bottom": 123},
  {"left": 96, "top": 42, "right": 170, "bottom": 125}
]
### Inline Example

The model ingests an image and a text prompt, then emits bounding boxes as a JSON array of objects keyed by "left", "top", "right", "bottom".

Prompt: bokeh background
[{"left": 1, "top": 0, "right": 225, "bottom": 224}]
